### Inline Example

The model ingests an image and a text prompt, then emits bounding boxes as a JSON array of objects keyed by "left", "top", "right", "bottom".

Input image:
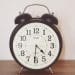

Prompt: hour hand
[
  {"left": 40, "top": 49, "right": 45, "bottom": 54},
  {"left": 36, "top": 45, "right": 45, "bottom": 54}
]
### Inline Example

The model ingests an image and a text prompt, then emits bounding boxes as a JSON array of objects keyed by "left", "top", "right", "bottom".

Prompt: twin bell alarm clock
[{"left": 9, "top": 4, "right": 62, "bottom": 70}]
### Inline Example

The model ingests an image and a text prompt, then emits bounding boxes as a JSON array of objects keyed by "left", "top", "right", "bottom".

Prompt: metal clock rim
[{"left": 9, "top": 20, "right": 62, "bottom": 71}]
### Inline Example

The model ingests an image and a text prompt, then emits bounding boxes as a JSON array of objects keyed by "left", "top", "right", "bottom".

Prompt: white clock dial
[{"left": 13, "top": 22, "right": 60, "bottom": 70}]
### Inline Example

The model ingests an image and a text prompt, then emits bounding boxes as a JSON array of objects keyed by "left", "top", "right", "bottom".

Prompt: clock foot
[
  {"left": 49, "top": 67, "right": 54, "bottom": 74},
  {"left": 19, "top": 67, "right": 23, "bottom": 74},
  {"left": 19, "top": 67, "right": 29, "bottom": 74}
]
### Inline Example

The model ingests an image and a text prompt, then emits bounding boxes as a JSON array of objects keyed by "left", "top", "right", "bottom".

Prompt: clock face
[{"left": 11, "top": 22, "right": 61, "bottom": 70}]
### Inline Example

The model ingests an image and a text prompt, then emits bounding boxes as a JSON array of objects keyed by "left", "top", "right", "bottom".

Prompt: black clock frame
[{"left": 9, "top": 19, "right": 62, "bottom": 71}]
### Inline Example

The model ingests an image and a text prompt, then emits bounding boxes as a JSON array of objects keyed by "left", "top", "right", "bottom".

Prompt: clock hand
[
  {"left": 36, "top": 45, "right": 45, "bottom": 54},
  {"left": 40, "top": 49, "right": 45, "bottom": 54},
  {"left": 34, "top": 45, "right": 38, "bottom": 63},
  {"left": 34, "top": 45, "right": 36, "bottom": 63}
]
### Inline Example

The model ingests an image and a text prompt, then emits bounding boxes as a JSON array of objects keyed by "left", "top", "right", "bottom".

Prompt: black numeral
[
  {"left": 48, "top": 35, "right": 51, "bottom": 41},
  {"left": 34, "top": 56, "right": 38, "bottom": 63},
  {"left": 26, "top": 30, "right": 31, "bottom": 35},
  {"left": 20, "top": 36, "right": 26, "bottom": 41},
  {"left": 43, "top": 30, "right": 45, "bottom": 35},
  {"left": 26, "top": 56, "right": 30, "bottom": 62},
  {"left": 21, "top": 50, "right": 25, "bottom": 56},
  {"left": 34, "top": 28, "right": 39, "bottom": 34},
  {"left": 48, "top": 51, "right": 51, "bottom": 56},
  {"left": 50, "top": 43, "right": 54, "bottom": 49},
  {"left": 42, "top": 56, "right": 46, "bottom": 62},
  {"left": 17, "top": 43, "right": 22, "bottom": 49}
]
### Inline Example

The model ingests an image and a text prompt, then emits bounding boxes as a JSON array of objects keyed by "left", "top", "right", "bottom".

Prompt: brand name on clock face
[{"left": 33, "top": 37, "right": 39, "bottom": 39}]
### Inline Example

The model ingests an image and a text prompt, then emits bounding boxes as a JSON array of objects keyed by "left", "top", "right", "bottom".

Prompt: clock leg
[
  {"left": 49, "top": 67, "right": 54, "bottom": 75},
  {"left": 19, "top": 67, "right": 28, "bottom": 74},
  {"left": 19, "top": 67, "right": 23, "bottom": 74}
]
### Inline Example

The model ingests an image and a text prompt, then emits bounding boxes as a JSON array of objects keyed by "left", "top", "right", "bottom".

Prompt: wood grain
[{"left": 0, "top": 60, "right": 75, "bottom": 75}]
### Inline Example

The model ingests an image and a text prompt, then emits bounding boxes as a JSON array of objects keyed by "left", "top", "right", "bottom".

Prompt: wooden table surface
[{"left": 0, "top": 60, "right": 75, "bottom": 75}]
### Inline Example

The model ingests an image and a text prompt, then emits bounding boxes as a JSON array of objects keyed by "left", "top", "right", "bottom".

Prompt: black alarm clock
[{"left": 9, "top": 4, "right": 62, "bottom": 70}]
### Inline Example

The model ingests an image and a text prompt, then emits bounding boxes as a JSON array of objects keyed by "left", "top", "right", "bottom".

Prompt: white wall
[{"left": 0, "top": 0, "right": 75, "bottom": 60}]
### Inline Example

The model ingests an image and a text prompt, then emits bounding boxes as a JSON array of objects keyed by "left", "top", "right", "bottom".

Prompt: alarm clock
[{"left": 9, "top": 4, "right": 62, "bottom": 70}]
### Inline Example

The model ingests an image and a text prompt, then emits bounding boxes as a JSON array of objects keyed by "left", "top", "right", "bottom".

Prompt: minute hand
[{"left": 36, "top": 45, "right": 45, "bottom": 54}]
